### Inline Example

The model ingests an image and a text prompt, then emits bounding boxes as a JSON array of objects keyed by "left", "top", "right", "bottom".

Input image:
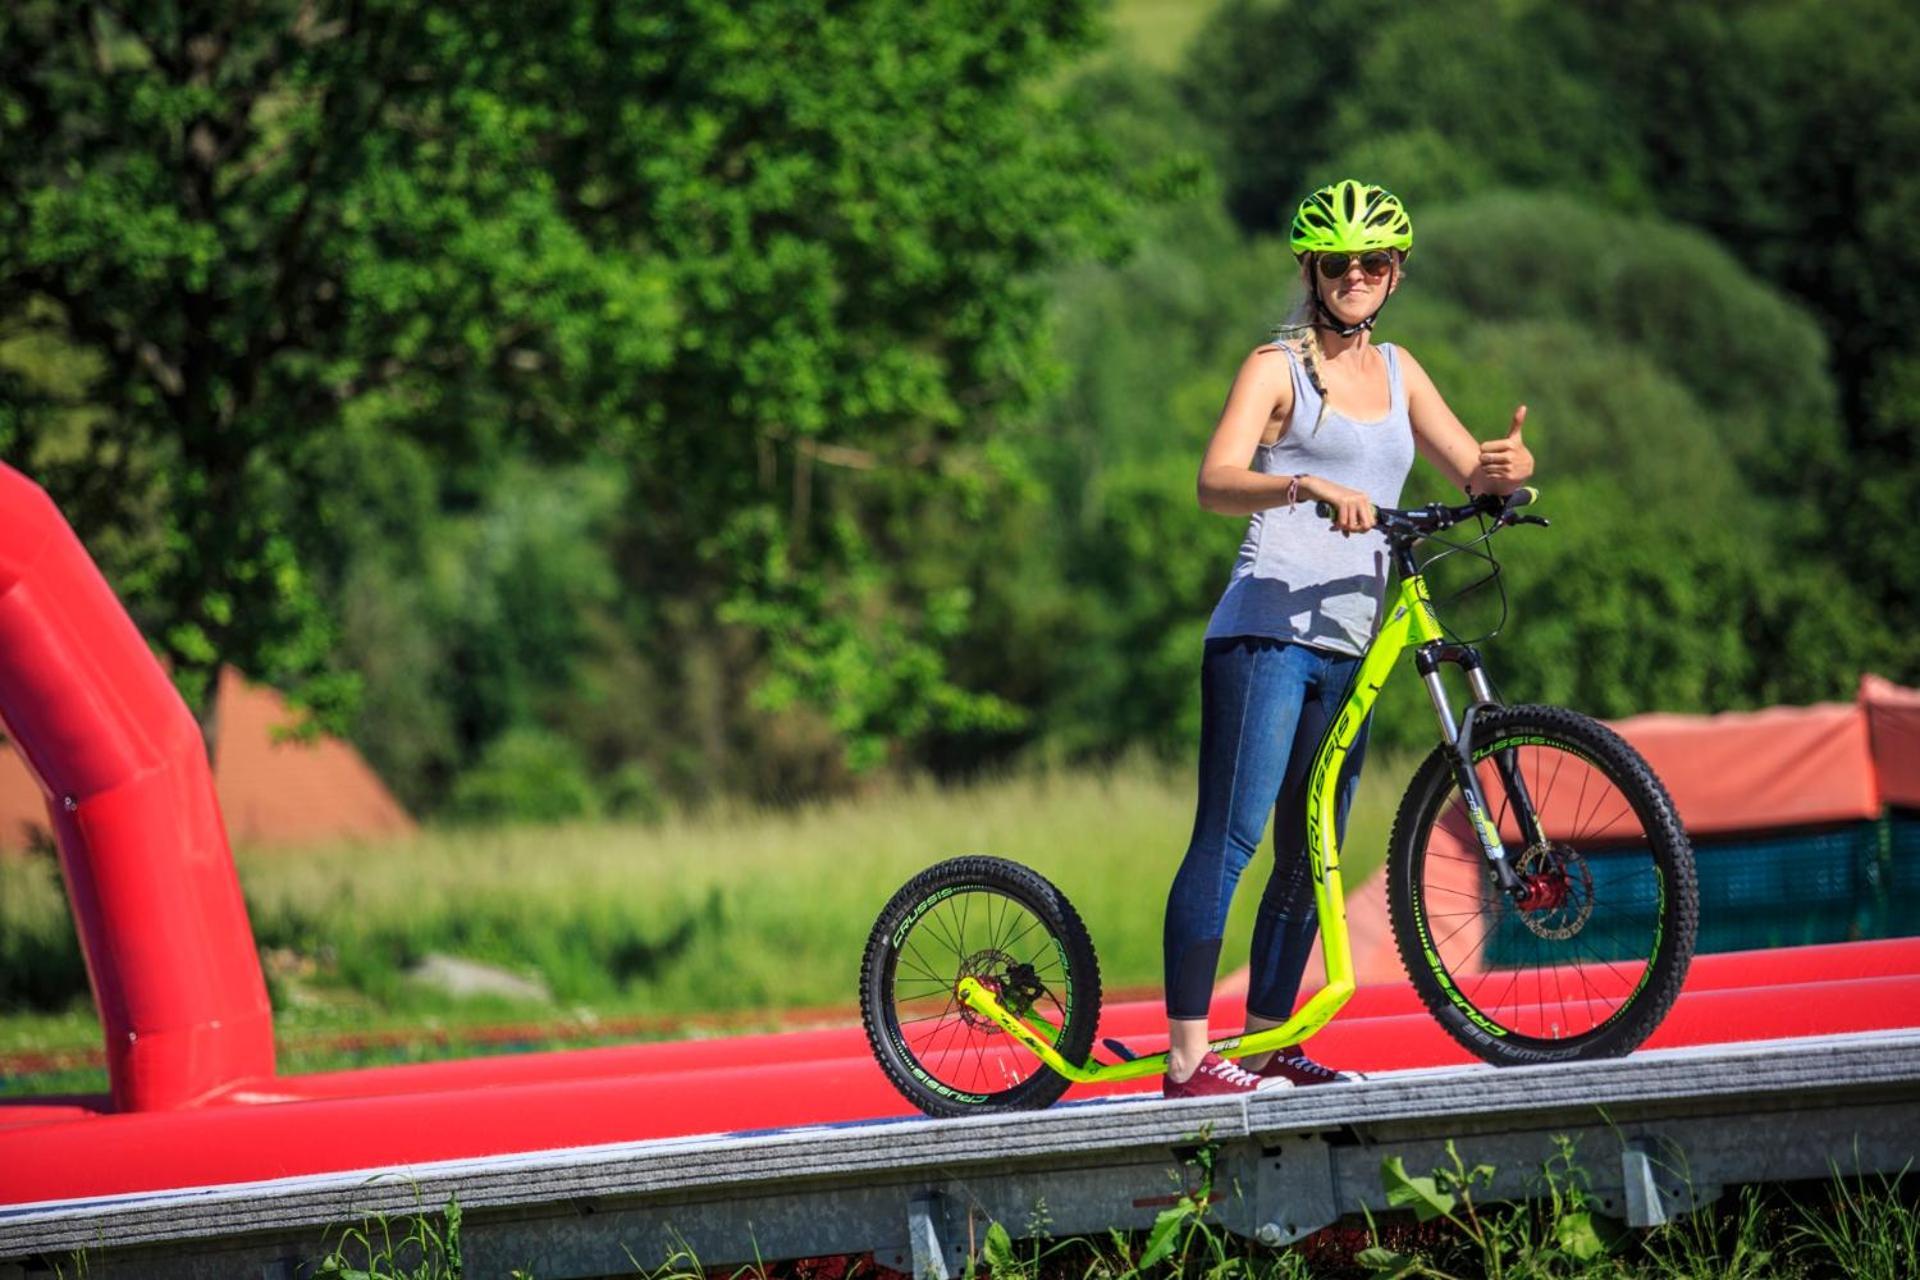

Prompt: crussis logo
[{"left": 1305, "top": 674, "right": 1382, "bottom": 885}]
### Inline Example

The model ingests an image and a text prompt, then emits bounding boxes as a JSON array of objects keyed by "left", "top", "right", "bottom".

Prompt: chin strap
[{"left": 1311, "top": 264, "right": 1397, "bottom": 338}]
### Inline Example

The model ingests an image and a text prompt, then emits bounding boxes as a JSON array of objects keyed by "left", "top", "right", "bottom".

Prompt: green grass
[
  {"left": 235, "top": 752, "right": 1402, "bottom": 1013},
  {"left": 0, "top": 755, "right": 1410, "bottom": 1093}
]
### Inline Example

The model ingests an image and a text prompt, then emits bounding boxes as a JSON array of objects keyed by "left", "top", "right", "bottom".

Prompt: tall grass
[
  {"left": 243, "top": 752, "right": 1409, "bottom": 1014},
  {"left": 0, "top": 853, "right": 90, "bottom": 1010}
]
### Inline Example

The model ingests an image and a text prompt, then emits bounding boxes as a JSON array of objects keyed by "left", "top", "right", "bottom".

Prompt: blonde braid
[
  {"left": 1299, "top": 322, "right": 1331, "bottom": 434},
  {"left": 1272, "top": 288, "right": 1331, "bottom": 435}
]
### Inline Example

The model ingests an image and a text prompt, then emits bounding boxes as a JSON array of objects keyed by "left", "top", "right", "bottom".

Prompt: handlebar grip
[
  {"left": 1505, "top": 486, "right": 1539, "bottom": 510},
  {"left": 1314, "top": 500, "right": 1337, "bottom": 520}
]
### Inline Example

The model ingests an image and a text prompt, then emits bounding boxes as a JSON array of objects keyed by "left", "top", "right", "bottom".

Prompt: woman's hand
[
  {"left": 1304, "top": 476, "right": 1376, "bottom": 535},
  {"left": 1476, "top": 406, "right": 1534, "bottom": 488}
]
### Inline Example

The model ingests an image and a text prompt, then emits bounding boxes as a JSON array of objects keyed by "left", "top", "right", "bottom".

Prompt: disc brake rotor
[
  {"left": 1513, "top": 841, "right": 1594, "bottom": 940},
  {"left": 954, "top": 949, "right": 1047, "bottom": 1030}
]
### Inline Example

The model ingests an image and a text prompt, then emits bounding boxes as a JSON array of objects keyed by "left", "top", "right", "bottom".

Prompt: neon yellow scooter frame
[{"left": 953, "top": 571, "right": 1451, "bottom": 1085}]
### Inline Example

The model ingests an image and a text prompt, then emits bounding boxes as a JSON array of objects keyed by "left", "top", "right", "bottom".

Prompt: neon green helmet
[{"left": 1289, "top": 180, "right": 1414, "bottom": 259}]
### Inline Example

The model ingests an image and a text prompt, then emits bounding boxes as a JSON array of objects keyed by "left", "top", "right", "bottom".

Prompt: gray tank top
[{"left": 1204, "top": 340, "right": 1418, "bottom": 656}]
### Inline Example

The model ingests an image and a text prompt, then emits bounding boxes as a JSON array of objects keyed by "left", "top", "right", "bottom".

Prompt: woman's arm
[
  {"left": 1196, "top": 346, "right": 1376, "bottom": 531},
  {"left": 1399, "top": 348, "right": 1534, "bottom": 495}
]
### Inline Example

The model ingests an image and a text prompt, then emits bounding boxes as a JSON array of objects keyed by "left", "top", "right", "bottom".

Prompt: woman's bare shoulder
[
  {"left": 1233, "top": 341, "right": 1295, "bottom": 381},
  {"left": 1226, "top": 343, "right": 1295, "bottom": 445}
]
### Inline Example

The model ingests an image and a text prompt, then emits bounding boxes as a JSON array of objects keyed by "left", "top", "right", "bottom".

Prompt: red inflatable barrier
[
  {"left": 0, "top": 465, "right": 273, "bottom": 1111},
  {"left": 1, "top": 948, "right": 1913, "bottom": 1205}
]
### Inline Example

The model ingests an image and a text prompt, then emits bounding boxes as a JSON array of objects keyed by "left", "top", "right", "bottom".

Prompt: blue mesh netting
[
  {"left": 1890, "top": 811, "right": 1920, "bottom": 897},
  {"left": 1482, "top": 814, "right": 1918, "bottom": 968},
  {"left": 1483, "top": 849, "right": 1662, "bottom": 967}
]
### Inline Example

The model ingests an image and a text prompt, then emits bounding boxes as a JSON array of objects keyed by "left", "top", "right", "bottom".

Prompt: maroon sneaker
[
  {"left": 1162, "top": 1052, "right": 1277, "bottom": 1098},
  {"left": 1251, "top": 1044, "right": 1362, "bottom": 1086}
]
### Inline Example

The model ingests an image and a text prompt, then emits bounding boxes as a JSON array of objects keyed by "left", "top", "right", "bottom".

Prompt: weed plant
[
  {"left": 1784, "top": 1162, "right": 1919, "bottom": 1280},
  {"left": 312, "top": 1192, "right": 538, "bottom": 1280},
  {"left": 298, "top": 1154, "right": 1916, "bottom": 1280}
]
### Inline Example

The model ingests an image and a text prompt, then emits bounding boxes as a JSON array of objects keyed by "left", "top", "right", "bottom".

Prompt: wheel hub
[
  {"left": 1516, "top": 871, "right": 1568, "bottom": 911},
  {"left": 956, "top": 950, "right": 1046, "bottom": 1030},
  {"left": 1512, "top": 841, "right": 1594, "bottom": 940}
]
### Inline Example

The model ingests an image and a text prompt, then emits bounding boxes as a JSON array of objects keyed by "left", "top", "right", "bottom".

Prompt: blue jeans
[{"left": 1164, "top": 636, "right": 1371, "bottom": 1020}]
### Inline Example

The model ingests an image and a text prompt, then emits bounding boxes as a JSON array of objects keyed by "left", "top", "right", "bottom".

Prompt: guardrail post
[
  {"left": 907, "top": 1192, "right": 951, "bottom": 1280},
  {"left": 1621, "top": 1141, "right": 1719, "bottom": 1227},
  {"left": 1223, "top": 1132, "right": 1341, "bottom": 1246}
]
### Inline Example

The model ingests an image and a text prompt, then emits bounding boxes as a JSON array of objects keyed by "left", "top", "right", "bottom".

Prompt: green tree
[
  {"left": 1578, "top": 0, "right": 1920, "bottom": 674},
  {"left": 1580, "top": 0, "right": 1920, "bottom": 396},
  {"left": 0, "top": 1, "right": 1129, "bottom": 803},
  {"left": 1178, "top": 0, "right": 1404, "bottom": 233},
  {"left": 0, "top": 0, "right": 677, "bottom": 741},
  {"left": 1408, "top": 194, "right": 1844, "bottom": 493},
  {"left": 1181, "top": 0, "right": 1650, "bottom": 233},
  {"left": 521, "top": 2, "right": 1128, "bottom": 779}
]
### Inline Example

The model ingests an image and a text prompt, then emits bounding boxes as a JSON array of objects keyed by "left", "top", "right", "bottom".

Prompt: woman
[{"left": 1163, "top": 180, "right": 1534, "bottom": 1097}]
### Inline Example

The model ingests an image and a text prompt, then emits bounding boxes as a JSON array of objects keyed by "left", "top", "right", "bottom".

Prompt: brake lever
[{"left": 1509, "top": 514, "right": 1550, "bottom": 528}]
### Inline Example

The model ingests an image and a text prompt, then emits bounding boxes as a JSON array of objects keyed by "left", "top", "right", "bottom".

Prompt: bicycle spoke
[
  {"left": 1581, "top": 798, "right": 1634, "bottom": 843},
  {"left": 922, "top": 900, "right": 965, "bottom": 961},
  {"left": 898, "top": 945, "right": 950, "bottom": 988},
  {"left": 1540, "top": 748, "right": 1568, "bottom": 822},
  {"left": 999, "top": 913, "right": 1044, "bottom": 955},
  {"left": 1573, "top": 772, "right": 1615, "bottom": 842}
]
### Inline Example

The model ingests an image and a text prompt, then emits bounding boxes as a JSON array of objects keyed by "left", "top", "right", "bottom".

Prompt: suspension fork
[{"left": 1413, "top": 642, "right": 1538, "bottom": 896}]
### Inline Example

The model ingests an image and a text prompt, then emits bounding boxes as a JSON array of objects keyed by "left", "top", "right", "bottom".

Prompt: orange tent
[
  {"left": 0, "top": 666, "right": 412, "bottom": 852},
  {"left": 1608, "top": 697, "right": 1879, "bottom": 836},
  {"left": 1861, "top": 674, "right": 1920, "bottom": 810}
]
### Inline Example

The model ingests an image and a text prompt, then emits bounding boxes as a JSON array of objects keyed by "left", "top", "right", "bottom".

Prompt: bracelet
[{"left": 1287, "top": 474, "right": 1302, "bottom": 507}]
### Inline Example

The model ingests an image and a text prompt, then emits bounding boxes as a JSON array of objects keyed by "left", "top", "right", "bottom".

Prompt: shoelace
[
  {"left": 1200, "top": 1056, "right": 1262, "bottom": 1087},
  {"left": 1276, "top": 1048, "right": 1343, "bottom": 1081}
]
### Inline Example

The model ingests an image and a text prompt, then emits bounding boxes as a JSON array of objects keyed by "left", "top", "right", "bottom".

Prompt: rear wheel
[
  {"left": 860, "top": 856, "right": 1101, "bottom": 1117},
  {"left": 1387, "top": 704, "right": 1697, "bottom": 1065}
]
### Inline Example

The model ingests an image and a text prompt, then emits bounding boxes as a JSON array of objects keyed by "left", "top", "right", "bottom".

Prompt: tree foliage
[
  {"left": 0, "top": 0, "right": 677, "bottom": 733},
  {"left": 0, "top": 0, "right": 1913, "bottom": 814},
  {"left": 0, "top": 0, "right": 1124, "bottom": 804}
]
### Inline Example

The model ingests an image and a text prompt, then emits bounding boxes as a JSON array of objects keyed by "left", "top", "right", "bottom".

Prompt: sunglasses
[{"left": 1315, "top": 250, "right": 1398, "bottom": 281}]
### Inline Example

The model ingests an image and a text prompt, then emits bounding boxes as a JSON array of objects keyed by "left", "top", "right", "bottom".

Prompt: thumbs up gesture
[{"left": 1477, "top": 405, "right": 1533, "bottom": 487}]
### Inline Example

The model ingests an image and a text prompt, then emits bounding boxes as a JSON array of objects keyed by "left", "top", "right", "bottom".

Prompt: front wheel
[
  {"left": 860, "top": 856, "right": 1102, "bottom": 1117},
  {"left": 1387, "top": 705, "right": 1698, "bottom": 1066}
]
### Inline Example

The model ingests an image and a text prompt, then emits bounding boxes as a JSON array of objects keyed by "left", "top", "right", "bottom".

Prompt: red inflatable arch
[{"left": 0, "top": 463, "right": 273, "bottom": 1111}]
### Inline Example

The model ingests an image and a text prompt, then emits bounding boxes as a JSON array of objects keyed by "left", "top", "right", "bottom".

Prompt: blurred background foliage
[{"left": 1, "top": 0, "right": 1914, "bottom": 819}]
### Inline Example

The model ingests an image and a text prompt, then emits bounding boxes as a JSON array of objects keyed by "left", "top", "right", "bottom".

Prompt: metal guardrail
[{"left": 3, "top": 1028, "right": 1916, "bottom": 1280}]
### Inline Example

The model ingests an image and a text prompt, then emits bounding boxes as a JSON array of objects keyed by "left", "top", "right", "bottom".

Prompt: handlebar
[{"left": 1314, "top": 486, "right": 1546, "bottom": 542}]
